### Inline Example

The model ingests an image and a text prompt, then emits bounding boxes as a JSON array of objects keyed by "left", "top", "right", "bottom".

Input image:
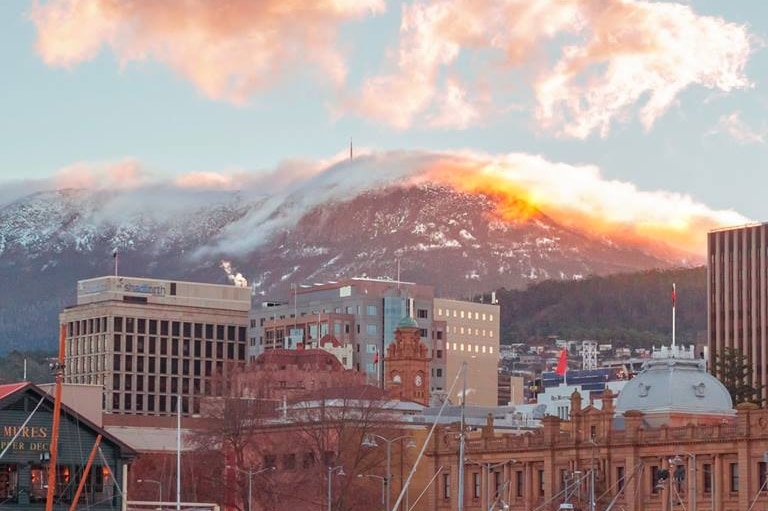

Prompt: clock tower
[{"left": 384, "top": 316, "right": 432, "bottom": 405}]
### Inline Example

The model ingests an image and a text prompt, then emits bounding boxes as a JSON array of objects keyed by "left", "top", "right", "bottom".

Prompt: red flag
[
  {"left": 555, "top": 348, "right": 567, "bottom": 376},
  {"left": 672, "top": 283, "right": 676, "bottom": 308},
  {"left": 373, "top": 351, "right": 379, "bottom": 364}
]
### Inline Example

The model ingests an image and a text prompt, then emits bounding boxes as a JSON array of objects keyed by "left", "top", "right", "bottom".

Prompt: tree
[
  {"left": 188, "top": 359, "right": 409, "bottom": 511},
  {"left": 713, "top": 347, "right": 764, "bottom": 405}
]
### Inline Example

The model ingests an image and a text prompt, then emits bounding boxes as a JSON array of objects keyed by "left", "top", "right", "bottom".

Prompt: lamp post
[
  {"left": 362, "top": 434, "right": 416, "bottom": 511},
  {"left": 670, "top": 453, "right": 697, "bottom": 511},
  {"left": 137, "top": 479, "right": 162, "bottom": 507},
  {"left": 357, "top": 474, "right": 386, "bottom": 510},
  {"left": 327, "top": 466, "right": 345, "bottom": 511},
  {"left": 227, "top": 466, "right": 275, "bottom": 511}
]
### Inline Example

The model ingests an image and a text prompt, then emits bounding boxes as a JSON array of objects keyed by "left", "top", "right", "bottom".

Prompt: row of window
[
  {"left": 112, "top": 355, "right": 224, "bottom": 377},
  {"left": 446, "top": 343, "right": 495, "bottom": 354},
  {"left": 447, "top": 325, "right": 495, "bottom": 337},
  {"left": 114, "top": 317, "right": 246, "bottom": 342},
  {"left": 436, "top": 308, "right": 494, "bottom": 321},
  {"left": 113, "top": 335, "right": 245, "bottom": 359},
  {"left": 111, "top": 392, "right": 198, "bottom": 414},
  {"left": 440, "top": 461, "right": 768, "bottom": 501},
  {"left": 0, "top": 463, "right": 111, "bottom": 504}
]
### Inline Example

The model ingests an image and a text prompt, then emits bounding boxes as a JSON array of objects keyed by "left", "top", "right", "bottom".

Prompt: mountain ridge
[{"left": 0, "top": 183, "right": 698, "bottom": 352}]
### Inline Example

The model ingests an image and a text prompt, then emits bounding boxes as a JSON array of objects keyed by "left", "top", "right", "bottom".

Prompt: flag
[
  {"left": 672, "top": 283, "right": 676, "bottom": 308},
  {"left": 555, "top": 348, "right": 568, "bottom": 376},
  {"left": 373, "top": 350, "right": 379, "bottom": 364},
  {"left": 112, "top": 248, "right": 118, "bottom": 258}
]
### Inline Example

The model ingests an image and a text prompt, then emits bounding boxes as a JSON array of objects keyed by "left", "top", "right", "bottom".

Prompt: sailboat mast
[
  {"left": 45, "top": 324, "right": 67, "bottom": 511},
  {"left": 177, "top": 396, "right": 181, "bottom": 511}
]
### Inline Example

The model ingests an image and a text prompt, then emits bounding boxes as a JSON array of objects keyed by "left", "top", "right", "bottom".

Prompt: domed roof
[
  {"left": 615, "top": 345, "right": 733, "bottom": 417},
  {"left": 397, "top": 316, "right": 419, "bottom": 328}
]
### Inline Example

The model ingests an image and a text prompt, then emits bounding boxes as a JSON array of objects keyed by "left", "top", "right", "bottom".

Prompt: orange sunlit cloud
[
  {"left": 30, "top": 0, "right": 385, "bottom": 104},
  {"left": 412, "top": 151, "right": 748, "bottom": 255},
  {"left": 352, "top": 0, "right": 751, "bottom": 136}
]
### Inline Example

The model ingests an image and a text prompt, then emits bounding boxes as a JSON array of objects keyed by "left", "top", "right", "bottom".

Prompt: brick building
[{"left": 412, "top": 346, "right": 762, "bottom": 511}]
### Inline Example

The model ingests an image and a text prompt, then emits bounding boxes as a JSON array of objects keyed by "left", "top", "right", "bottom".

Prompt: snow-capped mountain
[{"left": 0, "top": 184, "right": 694, "bottom": 352}]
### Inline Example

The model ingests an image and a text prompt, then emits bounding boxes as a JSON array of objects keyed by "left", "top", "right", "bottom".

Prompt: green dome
[{"left": 397, "top": 316, "right": 419, "bottom": 328}]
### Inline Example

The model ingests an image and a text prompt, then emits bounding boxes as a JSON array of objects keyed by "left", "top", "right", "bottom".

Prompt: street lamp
[
  {"left": 357, "top": 474, "right": 386, "bottom": 510},
  {"left": 362, "top": 434, "right": 416, "bottom": 511},
  {"left": 226, "top": 465, "right": 276, "bottom": 511},
  {"left": 670, "top": 452, "right": 697, "bottom": 511},
  {"left": 327, "top": 465, "right": 345, "bottom": 511},
  {"left": 137, "top": 479, "right": 162, "bottom": 507}
]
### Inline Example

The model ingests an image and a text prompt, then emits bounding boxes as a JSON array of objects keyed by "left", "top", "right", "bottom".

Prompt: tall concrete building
[
  {"left": 708, "top": 222, "right": 768, "bottom": 401},
  {"left": 60, "top": 276, "right": 250, "bottom": 417},
  {"left": 434, "top": 298, "right": 500, "bottom": 406},
  {"left": 250, "top": 278, "right": 449, "bottom": 400}
]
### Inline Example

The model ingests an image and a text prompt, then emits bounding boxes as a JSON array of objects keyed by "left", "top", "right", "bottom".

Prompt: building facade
[
  {"left": 708, "top": 223, "right": 768, "bottom": 401},
  {"left": 250, "top": 278, "right": 448, "bottom": 399},
  {"left": 385, "top": 317, "right": 432, "bottom": 405},
  {"left": 60, "top": 276, "right": 250, "bottom": 416},
  {"left": 0, "top": 382, "right": 136, "bottom": 510},
  {"left": 434, "top": 298, "right": 500, "bottom": 406}
]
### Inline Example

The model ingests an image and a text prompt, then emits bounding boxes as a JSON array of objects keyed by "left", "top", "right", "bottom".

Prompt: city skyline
[{"left": 1, "top": 1, "right": 766, "bottom": 232}]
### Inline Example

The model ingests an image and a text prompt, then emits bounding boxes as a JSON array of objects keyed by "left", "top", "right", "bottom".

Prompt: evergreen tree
[{"left": 712, "top": 347, "right": 764, "bottom": 405}]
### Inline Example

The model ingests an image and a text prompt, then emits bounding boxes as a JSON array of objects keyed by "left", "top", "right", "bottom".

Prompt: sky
[{"left": 1, "top": 0, "right": 767, "bottom": 244}]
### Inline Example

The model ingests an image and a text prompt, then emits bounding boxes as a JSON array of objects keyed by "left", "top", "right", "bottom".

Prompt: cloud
[
  {"left": 350, "top": 0, "right": 752, "bottom": 136},
  {"left": 709, "top": 111, "right": 766, "bottom": 144},
  {"left": 30, "top": 0, "right": 385, "bottom": 104},
  {"left": 198, "top": 149, "right": 747, "bottom": 256},
  {"left": 1, "top": 150, "right": 747, "bottom": 257},
  {"left": 54, "top": 159, "right": 148, "bottom": 189}
]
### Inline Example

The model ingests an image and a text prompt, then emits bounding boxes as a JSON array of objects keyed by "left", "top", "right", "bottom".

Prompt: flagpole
[
  {"left": 672, "top": 283, "right": 676, "bottom": 350},
  {"left": 113, "top": 248, "right": 119, "bottom": 277}
]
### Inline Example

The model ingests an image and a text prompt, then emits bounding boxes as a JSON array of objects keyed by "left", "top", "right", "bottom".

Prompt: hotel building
[
  {"left": 707, "top": 223, "right": 768, "bottom": 401},
  {"left": 60, "top": 276, "right": 250, "bottom": 417}
]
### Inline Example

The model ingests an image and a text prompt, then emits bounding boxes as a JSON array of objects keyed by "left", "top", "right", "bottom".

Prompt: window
[
  {"left": 443, "top": 473, "right": 451, "bottom": 499},
  {"left": 366, "top": 324, "right": 377, "bottom": 335},
  {"left": 539, "top": 469, "right": 545, "bottom": 496},
  {"left": 473, "top": 472, "right": 481, "bottom": 498},
  {"left": 284, "top": 453, "right": 296, "bottom": 470},
  {"left": 703, "top": 463, "right": 712, "bottom": 493},
  {"left": 516, "top": 471, "right": 523, "bottom": 497},
  {"left": 417, "top": 309, "right": 428, "bottom": 319},
  {"left": 616, "top": 466, "right": 625, "bottom": 494},
  {"left": 436, "top": 349, "right": 443, "bottom": 359},
  {"left": 419, "top": 328, "right": 428, "bottom": 338},
  {"left": 651, "top": 466, "right": 665, "bottom": 494},
  {"left": 436, "top": 369, "right": 443, "bottom": 377},
  {"left": 730, "top": 463, "right": 739, "bottom": 492},
  {"left": 760, "top": 462, "right": 768, "bottom": 493}
]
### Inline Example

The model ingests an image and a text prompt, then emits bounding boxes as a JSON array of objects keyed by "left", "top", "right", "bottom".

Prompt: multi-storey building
[
  {"left": 708, "top": 223, "right": 768, "bottom": 401},
  {"left": 434, "top": 298, "right": 500, "bottom": 406},
  {"left": 60, "top": 275, "right": 250, "bottom": 417},
  {"left": 250, "top": 278, "right": 448, "bottom": 400}
]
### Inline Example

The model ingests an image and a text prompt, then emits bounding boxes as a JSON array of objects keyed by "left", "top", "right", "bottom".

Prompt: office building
[
  {"left": 250, "top": 278, "right": 448, "bottom": 400},
  {"left": 60, "top": 276, "right": 250, "bottom": 417},
  {"left": 708, "top": 223, "right": 768, "bottom": 401},
  {"left": 434, "top": 298, "right": 500, "bottom": 406}
]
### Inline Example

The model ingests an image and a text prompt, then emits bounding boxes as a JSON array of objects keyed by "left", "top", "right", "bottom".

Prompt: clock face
[{"left": 414, "top": 374, "right": 423, "bottom": 387}]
